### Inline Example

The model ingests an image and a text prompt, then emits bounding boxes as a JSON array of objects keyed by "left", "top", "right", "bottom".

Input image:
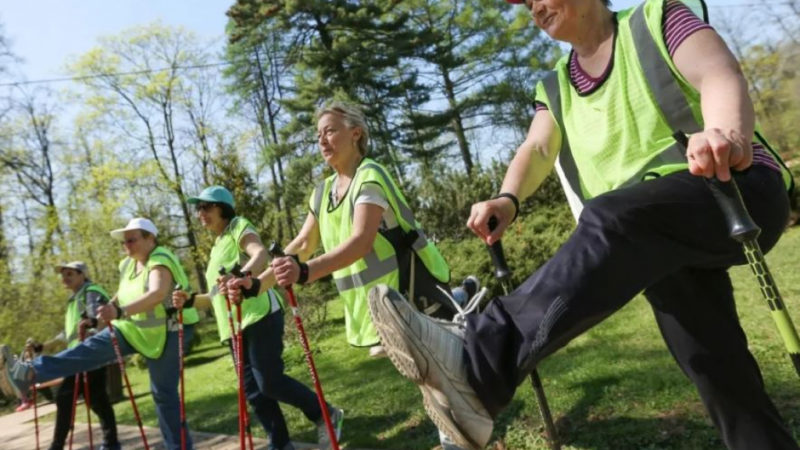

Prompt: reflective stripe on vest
[{"left": 334, "top": 250, "right": 397, "bottom": 292}]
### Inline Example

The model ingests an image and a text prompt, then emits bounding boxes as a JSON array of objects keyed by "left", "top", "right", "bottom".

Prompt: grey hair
[{"left": 315, "top": 101, "right": 370, "bottom": 156}]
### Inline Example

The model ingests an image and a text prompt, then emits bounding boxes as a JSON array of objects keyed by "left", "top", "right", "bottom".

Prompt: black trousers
[
  {"left": 465, "top": 166, "right": 798, "bottom": 449},
  {"left": 51, "top": 366, "right": 118, "bottom": 449}
]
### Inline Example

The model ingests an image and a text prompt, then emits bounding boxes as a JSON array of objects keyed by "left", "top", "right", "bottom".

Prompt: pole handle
[
  {"left": 487, "top": 216, "right": 511, "bottom": 281},
  {"left": 268, "top": 242, "right": 285, "bottom": 258},
  {"left": 673, "top": 131, "right": 761, "bottom": 242}
]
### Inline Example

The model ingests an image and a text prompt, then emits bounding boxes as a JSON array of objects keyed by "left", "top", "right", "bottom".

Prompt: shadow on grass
[
  {"left": 184, "top": 352, "right": 228, "bottom": 368},
  {"left": 490, "top": 320, "right": 800, "bottom": 450},
  {"left": 184, "top": 390, "right": 422, "bottom": 449}
]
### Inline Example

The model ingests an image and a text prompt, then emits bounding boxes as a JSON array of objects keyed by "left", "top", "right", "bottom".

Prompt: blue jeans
[
  {"left": 238, "top": 311, "right": 324, "bottom": 450},
  {"left": 34, "top": 325, "right": 195, "bottom": 450}
]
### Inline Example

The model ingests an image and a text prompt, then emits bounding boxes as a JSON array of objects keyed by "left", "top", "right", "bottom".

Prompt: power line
[
  {"left": 708, "top": 1, "right": 795, "bottom": 6},
  {"left": 0, "top": 3, "right": 796, "bottom": 89},
  {"left": 0, "top": 61, "right": 232, "bottom": 88}
]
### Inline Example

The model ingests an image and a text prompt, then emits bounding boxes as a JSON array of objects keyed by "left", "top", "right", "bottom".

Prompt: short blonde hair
[{"left": 315, "top": 101, "right": 370, "bottom": 156}]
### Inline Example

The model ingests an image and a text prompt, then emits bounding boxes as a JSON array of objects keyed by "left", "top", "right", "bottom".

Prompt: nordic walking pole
[
  {"left": 68, "top": 367, "right": 81, "bottom": 450},
  {"left": 487, "top": 217, "right": 561, "bottom": 450},
  {"left": 83, "top": 369, "right": 94, "bottom": 450},
  {"left": 108, "top": 322, "right": 150, "bottom": 449},
  {"left": 227, "top": 267, "right": 256, "bottom": 450},
  {"left": 172, "top": 284, "right": 188, "bottom": 450},
  {"left": 268, "top": 243, "right": 340, "bottom": 450},
  {"left": 22, "top": 347, "right": 41, "bottom": 450},
  {"left": 218, "top": 267, "right": 250, "bottom": 450},
  {"left": 69, "top": 327, "right": 94, "bottom": 450},
  {"left": 81, "top": 327, "right": 94, "bottom": 450},
  {"left": 33, "top": 383, "right": 40, "bottom": 450},
  {"left": 675, "top": 132, "right": 800, "bottom": 378}
]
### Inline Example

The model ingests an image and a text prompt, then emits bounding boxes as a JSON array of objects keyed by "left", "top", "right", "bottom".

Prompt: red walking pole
[
  {"left": 235, "top": 303, "right": 255, "bottom": 450},
  {"left": 268, "top": 243, "right": 339, "bottom": 450},
  {"left": 108, "top": 323, "right": 150, "bottom": 450},
  {"left": 22, "top": 347, "right": 41, "bottom": 450},
  {"left": 83, "top": 369, "right": 94, "bottom": 450},
  {"left": 68, "top": 371, "right": 81, "bottom": 450},
  {"left": 219, "top": 267, "right": 253, "bottom": 450},
  {"left": 69, "top": 327, "right": 95, "bottom": 450},
  {"left": 173, "top": 285, "right": 188, "bottom": 450},
  {"left": 178, "top": 308, "right": 188, "bottom": 450},
  {"left": 33, "top": 383, "right": 40, "bottom": 450}
]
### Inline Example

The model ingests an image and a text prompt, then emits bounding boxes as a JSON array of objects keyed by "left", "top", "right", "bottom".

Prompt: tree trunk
[{"left": 440, "top": 65, "right": 473, "bottom": 174}]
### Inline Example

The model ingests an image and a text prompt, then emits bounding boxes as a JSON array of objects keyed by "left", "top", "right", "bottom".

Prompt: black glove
[{"left": 240, "top": 277, "right": 262, "bottom": 299}]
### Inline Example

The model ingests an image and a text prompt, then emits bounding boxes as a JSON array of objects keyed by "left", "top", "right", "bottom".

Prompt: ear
[{"left": 351, "top": 126, "right": 363, "bottom": 142}]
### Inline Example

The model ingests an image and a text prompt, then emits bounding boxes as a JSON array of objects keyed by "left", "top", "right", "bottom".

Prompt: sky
[
  {"left": 1, "top": 0, "right": 231, "bottom": 83},
  {"left": 0, "top": 0, "right": 657, "bottom": 85}
]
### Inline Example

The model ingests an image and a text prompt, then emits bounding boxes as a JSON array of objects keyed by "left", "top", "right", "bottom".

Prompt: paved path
[{"left": 0, "top": 401, "right": 339, "bottom": 449}]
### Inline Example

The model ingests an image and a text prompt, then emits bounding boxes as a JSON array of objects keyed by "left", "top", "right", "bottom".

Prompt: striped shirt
[{"left": 535, "top": 0, "right": 780, "bottom": 172}]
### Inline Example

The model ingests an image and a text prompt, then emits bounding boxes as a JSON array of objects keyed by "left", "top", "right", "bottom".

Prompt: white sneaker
[
  {"left": 439, "top": 428, "right": 466, "bottom": 450},
  {"left": 368, "top": 345, "right": 387, "bottom": 358},
  {"left": 368, "top": 285, "right": 493, "bottom": 449}
]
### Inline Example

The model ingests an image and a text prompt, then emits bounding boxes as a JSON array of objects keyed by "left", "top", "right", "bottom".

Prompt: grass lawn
[{"left": 109, "top": 227, "right": 800, "bottom": 449}]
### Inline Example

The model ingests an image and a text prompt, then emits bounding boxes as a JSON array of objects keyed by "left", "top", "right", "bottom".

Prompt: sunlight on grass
[{"left": 111, "top": 227, "right": 800, "bottom": 449}]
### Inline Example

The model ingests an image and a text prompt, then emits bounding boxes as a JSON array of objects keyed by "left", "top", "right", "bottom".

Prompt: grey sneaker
[
  {"left": 317, "top": 406, "right": 343, "bottom": 449},
  {"left": 1, "top": 345, "right": 34, "bottom": 399},
  {"left": 368, "top": 285, "right": 493, "bottom": 450}
]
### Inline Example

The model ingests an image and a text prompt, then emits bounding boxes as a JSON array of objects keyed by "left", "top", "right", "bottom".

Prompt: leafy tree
[
  {"left": 227, "top": 0, "right": 427, "bottom": 180},
  {"left": 0, "top": 88, "right": 63, "bottom": 277},
  {"left": 224, "top": 16, "right": 298, "bottom": 241},
  {"left": 401, "top": 0, "right": 555, "bottom": 173},
  {"left": 67, "top": 23, "right": 225, "bottom": 291}
]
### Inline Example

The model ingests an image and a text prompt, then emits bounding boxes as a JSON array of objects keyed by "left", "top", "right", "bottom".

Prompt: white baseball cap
[
  {"left": 55, "top": 261, "right": 89, "bottom": 276},
  {"left": 110, "top": 218, "right": 159, "bottom": 240}
]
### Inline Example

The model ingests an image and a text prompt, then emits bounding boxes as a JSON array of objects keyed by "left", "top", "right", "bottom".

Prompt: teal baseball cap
[{"left": 187, "top": 185, "right": 235, "bottom": 208}]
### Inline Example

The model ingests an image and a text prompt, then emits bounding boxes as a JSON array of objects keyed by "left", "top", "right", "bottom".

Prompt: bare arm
[
  {"left": 272, "top": 203, "right": 383, "bottom": 286},
  {"left": 467, "top": 111, "right": 560, "bottom": 244},
  {"left": 99, "top": 266, "right": 172, "bottom": 321},
  {"left": 227, "top": 213, "right": 322, "bottom": 298},
  {"left": 239, "top": 232, "right": 269, "bottom": 275},
  {"left": 673, "top": 28, "right": 754, "bottom": 181},
  {"left": 305, "top": 203, "right": 382, "bottom": 283}
]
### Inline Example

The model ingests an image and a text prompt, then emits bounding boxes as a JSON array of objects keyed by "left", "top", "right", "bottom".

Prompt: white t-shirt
[{"left": 329, "top": 177, "right": 399, "bottom": 230}]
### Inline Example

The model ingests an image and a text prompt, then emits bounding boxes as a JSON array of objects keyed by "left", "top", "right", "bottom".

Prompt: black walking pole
[
  {"left": 675, "top": 132, "right": 800, "bottom": 377},
  {"left": 486, "top": 217, "right": 561, "bottom": 450}
]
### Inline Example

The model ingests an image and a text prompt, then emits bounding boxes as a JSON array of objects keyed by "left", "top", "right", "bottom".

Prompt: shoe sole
[
  {"left": 368, "top": 286, "right": 425, "bottom": 383},
  {"left": 368, "top": 286, "right": 483, "bottom": 450},
  {"left": 0, "top": 345, "right": 22, "bottom": 399}
]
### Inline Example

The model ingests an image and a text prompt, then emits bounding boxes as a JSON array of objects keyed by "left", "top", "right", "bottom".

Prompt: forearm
[
  {"left": 254, "top": 268, "right": 278, "bottom": 295},
  {"left": 240, "top": 246, "right": 268, "bottom": 276},
  {"left": 191, "top": 293, "right": 213, "bottom": 310},
  {"left": 284, "top": 234, "right": 314, "bottom": 262},
  {"left": 700, "top": 70, "right": 754, "bottom": 139},
  {"left": 306, "top": 235, "right": 371, "bottom": 284},
  {"left": 42, "top": 339, "right": 64, "bottom": 353},
  {"left": 500, "top": 143, "right": 555, "bottom": 200},
  {"left": 120, "top": 290, "right": 165, "bottom": 316}
]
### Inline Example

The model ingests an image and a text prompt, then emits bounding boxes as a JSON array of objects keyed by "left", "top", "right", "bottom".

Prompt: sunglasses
[
  {"left": 120, "top": 237, "right": 140, "bottom": 246},
  {"left": 195, "top": 202, "right": 216, "bottom": 212}
]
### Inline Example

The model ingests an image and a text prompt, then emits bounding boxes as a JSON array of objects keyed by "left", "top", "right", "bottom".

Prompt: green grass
[{"left": 109, "top": 227, "right": 800, "bottom": 449}]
